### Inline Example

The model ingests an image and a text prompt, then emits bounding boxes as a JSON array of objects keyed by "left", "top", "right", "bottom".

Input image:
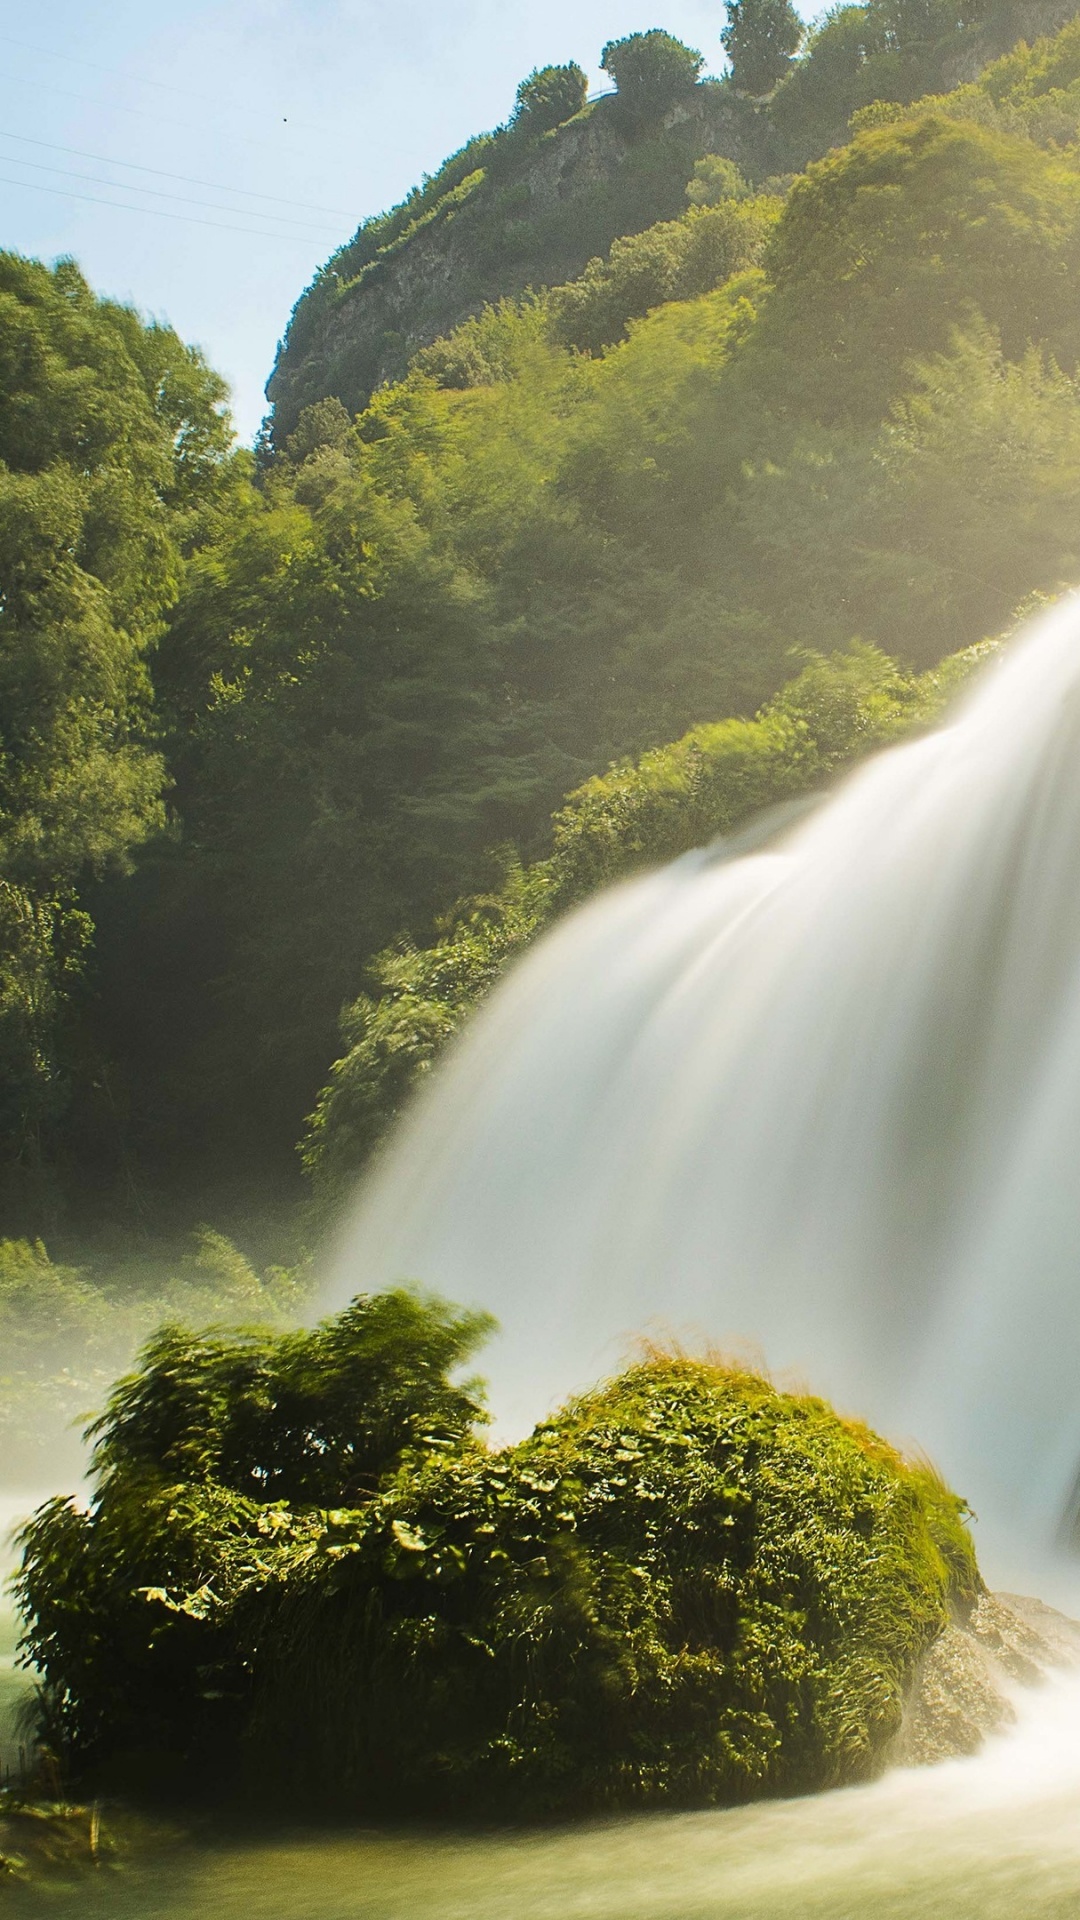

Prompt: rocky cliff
[
  {"left": 266, "top": 86, "right": 748, "bottom": 443},
  {"left": 266, "top": 0, "right": 1080, "bottom": 447}
]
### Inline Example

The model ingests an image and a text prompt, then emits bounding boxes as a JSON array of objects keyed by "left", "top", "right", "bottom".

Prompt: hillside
[
  {"left": 267, "top": 81, "right": 744, "bottom": 441},
  {"left": 267, "top": 0, "right": 1078, "bottom": 442}
]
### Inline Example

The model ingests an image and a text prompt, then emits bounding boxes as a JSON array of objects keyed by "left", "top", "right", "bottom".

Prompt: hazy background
[{"left": 0, "top": 0, "right": 818, "bottom": 441}]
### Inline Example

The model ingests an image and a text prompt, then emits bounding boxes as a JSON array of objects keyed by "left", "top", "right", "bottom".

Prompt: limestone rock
[{"left": 898, "top": 1591, "right": 1080, "bottom": 1765}]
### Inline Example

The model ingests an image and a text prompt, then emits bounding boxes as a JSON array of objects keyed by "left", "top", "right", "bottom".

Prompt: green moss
[
  {"left": 15, "top": 1322, "right": 980, "bottom": 1818},
  {"left": 253, "top": 1357, "right": 978, "bottom": 1814}
]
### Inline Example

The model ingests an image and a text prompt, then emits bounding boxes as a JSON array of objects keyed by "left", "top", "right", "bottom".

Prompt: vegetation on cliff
[
  {"left": 14, "top": 1296, "right": 979, "bottom": 1813},
  {"left": 267, "top": 34, "right": 734, "bottom": 439},
  {"left": 267, "top": 0, "right": 1073, "bottom": 435}
]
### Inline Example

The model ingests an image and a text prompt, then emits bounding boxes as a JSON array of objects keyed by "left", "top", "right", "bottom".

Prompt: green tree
[
  {"left": 0, "top": 254, "right": 231, "bottom": 1218},
  {"left": 686, "top": 153, "right": 753, "bottom": 204},
  {"left": 722, "top": 0, "right": 805, "bottom": 95},
  {"left": 600, "top": 31, "right": 704, "bottom": 118},
  {"left": 869, "top": 0, "right": 986, "bottom": 48},
  {"left": 757, "top": 113, "right": 1080, "bottom": 421},
  {"left": 548, "top": 194, "right": 778, "bottom": 353},
  {"left": 511, "top": 62, "right": 588, "bottom": 134},
  {"left": 87, "top": 1290, "right": 492, "bottom": 1506}
]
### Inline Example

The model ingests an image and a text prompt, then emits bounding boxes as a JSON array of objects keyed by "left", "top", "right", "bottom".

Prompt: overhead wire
[
  {"left": 0, "top": 29, "right": 326, "bottom": 135},
  {"left": 1, "top": 70, "right": 327, "bottom": 167},
  {"left": 0, "top": 172, "right": 322, "bottom": 245},
  {"left": 0, "top": 127, "right": 350, "bottom": 217},
  {"left": 1, "top": 152, "right": 345, "bottom": 234}
]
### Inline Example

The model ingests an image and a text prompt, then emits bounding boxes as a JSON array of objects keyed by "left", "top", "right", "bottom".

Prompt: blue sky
[{"left": 0, "top": 2, "right": 815, "bottom": 442}]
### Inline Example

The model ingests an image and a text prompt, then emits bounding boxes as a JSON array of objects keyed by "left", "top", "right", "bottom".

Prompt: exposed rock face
[
  {"left": 266, "top": 88, "right": 748, "bottom": 442},
  {"left": 266, "top": 0, "right": 1080, "bottom": 447},
  {"left": 899, "top": 1592, "right": 1080, "bottom": 1766}
]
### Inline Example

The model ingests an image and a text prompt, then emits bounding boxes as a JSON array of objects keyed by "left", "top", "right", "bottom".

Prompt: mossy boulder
[
  {"left": 16, "top": 1310, "right": 979, "bottom": 1815},
  {"left": 254, "top": 1356, "right": 979, "bottom": 1812}
]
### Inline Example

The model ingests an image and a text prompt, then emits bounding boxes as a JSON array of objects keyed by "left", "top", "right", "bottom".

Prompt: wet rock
[{"left": 898, "top": 1592, "right": 1080, "bottom": 1765}]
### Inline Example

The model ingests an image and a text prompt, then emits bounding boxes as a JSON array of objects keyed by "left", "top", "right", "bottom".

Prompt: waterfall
[{"left": 330, "top": 595, "right": 1080, "bottom": 1554}]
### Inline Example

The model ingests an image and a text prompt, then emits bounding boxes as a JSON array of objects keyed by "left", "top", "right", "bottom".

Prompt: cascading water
[{"left": 333, "top": 594, "right": 1080, "bottom": 1558}]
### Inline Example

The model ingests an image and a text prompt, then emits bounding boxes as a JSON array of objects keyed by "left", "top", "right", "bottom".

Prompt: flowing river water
[{"left": 6, "top": 1667, "right": 1080, "bottom": 1915}]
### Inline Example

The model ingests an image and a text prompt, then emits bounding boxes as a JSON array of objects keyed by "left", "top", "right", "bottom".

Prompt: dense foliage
[
  {"left": 0, "top": 256, "right": 231, "bottom": 1220},
  {"left": 15, "top": 1306, "right": 979, "bottom": 1812},
  {"left": 600, "top": 31, "right": 705, "bottom": 118},
  {"left": 722, "top": 0, "right": 804, "bottom": 97},
  {"left": 0, "top": 1232, "right": 303, "bottom": 1485},
  {"left": 511, "top": 64, "right": 589, "bottom": 134},
  {"left": 6, "top": 17, "right": 1080, "bottom": 1240},
  {"left": 548, "top": 189, "right": 779, "bottom": 352}
]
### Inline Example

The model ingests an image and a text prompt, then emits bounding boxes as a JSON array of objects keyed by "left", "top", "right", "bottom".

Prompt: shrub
[
  {"left": 85, "top": 1291, "right": 492, "bottom": 1507},
  {"left": 549, "top": 197, "right": 779, "bottom": 353},
  {"left": 686, "top": 154, "right": 754, "bottom": 205},
  {"left": 511, "top": 63, "right": 588, "bottom": 135},
  {"left": 600, "top": 32, "right": 704, "bottom": 119},
  {"left": 15, "top": 1333, "right": 980, "bottom": 1813}
]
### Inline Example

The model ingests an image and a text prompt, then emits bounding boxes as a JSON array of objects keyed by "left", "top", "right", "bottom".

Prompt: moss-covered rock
[
  {"left": 16, "top": 1320, "right": 980, "bottom": 1817},
  {"left": 252, "top": 1356, "right": 979, "bottom": 1813}
]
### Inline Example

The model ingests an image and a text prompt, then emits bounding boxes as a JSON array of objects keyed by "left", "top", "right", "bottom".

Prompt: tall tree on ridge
[{"left": 722, "top": 0, "right": 804, "bottom": 95}]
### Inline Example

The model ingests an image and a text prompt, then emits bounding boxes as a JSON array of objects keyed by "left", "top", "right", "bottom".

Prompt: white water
[{"left": 331, "top": 593, "right": 1080, "bottom": 1563}]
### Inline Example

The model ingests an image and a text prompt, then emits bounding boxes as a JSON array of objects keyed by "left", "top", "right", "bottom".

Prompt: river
[{"left": 3, "top": 1646, "right": 1080, "bottom": 1916}]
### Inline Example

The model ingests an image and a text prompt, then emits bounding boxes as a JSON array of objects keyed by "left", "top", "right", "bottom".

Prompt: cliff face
[
  {"left": 266, "top": 87, "right": 749, "bottom": 443},
  {"left": 267, "top": 0, "right": 1080, "bottom": 446}
]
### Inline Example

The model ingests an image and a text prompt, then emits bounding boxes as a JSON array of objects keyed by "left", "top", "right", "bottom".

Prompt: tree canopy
[
  {"left": 722, "top": 0, "right": 804, "bottom": 96},
  {"left": 599, "top": 31, "right": 705, "bottom": 115},
  {"left": 0, "top": 254, "right": 231, "bottom": 1221},
  {"left": 511, "top": 62, "right": 588, "bottom": 133}
]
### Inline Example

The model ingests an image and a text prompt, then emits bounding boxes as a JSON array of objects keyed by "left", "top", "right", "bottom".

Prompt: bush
[
  {"left": 15, "top": 1329, "right": 980, "bottom": 1812},
  {"left": 85, "top": 1291, "right": 492, "bottom": 1507},
  {"left": 686, "top": 154, "right": 754, "bottom": 205},
  {"left": 549, "top": 196, "right": 779, "bottom": 354},
  {"left": 511, "top": 63, "right": 588, "bottom": 135},
  {"left": 600, "top": 32, "right": 704, "bottom": 119}
]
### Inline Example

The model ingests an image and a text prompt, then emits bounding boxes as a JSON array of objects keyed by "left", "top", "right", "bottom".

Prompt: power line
[
  {"left": 0, "top": 127, "right": 350, "bottom": 217},
  {"left": 2, "top": 153, "right": 344, "bottom": 234},
  {"left": 0, "top": 172, "right": 321, "bottom": 245},
  {"left": 0, "top": 30, "right": 323, "bottom": 136},
  {"left": 4, "top": 70, "right": 326, "bottom": 167}
]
